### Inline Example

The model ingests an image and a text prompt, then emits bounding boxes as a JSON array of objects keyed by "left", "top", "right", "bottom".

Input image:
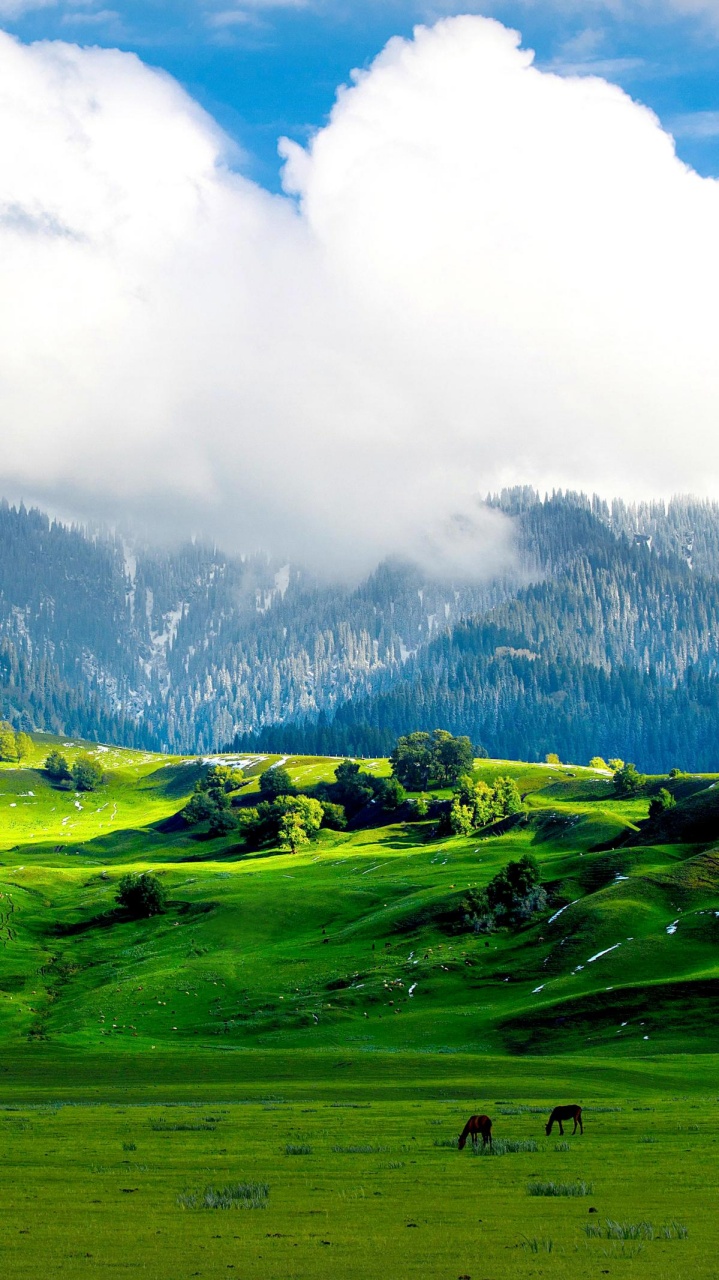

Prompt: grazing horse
[
  {"left": 546, "top": 1105, "right": 583, "bottom": 1136},
  {"left": 458, "top": 1114, "right": 493, "bottom": 1150}
]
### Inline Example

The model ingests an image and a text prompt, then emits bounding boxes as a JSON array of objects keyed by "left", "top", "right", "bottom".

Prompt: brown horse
[
  {"left": 545, "top": 1105, "right": 583, "bottom": 1136},
  {"left": 458, "top": 1114, "right": 493, "bottom": 1150}
]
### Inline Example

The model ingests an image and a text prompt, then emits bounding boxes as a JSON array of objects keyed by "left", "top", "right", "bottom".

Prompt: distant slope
[
  {"left": 239, "top": 497, "right": 719, "bottom": 770},
  {"left": 5, "top": 491, "right": 719, "bottom": 766}
]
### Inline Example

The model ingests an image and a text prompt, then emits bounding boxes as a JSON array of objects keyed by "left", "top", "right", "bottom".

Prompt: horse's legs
[
  {"left": 579, "top": 1115, "right": 583, "bottom": 1135},
  {"left": 572, "top": 1118, "right": 577, "bottom": 1134},
  {"left": 558, "top": 1120, "right": 564, "bottom": 1136}
]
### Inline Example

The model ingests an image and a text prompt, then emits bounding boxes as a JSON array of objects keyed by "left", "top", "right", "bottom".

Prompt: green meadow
[{"left": 1, "top": 738, "right": 718, "bottom": 1277}]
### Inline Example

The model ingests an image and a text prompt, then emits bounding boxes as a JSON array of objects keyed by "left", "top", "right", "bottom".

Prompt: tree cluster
[
  {"left": 390, "top": 730, "right": 474, "bottom": 790},
  {"left": 0, "top": 721, "right": 32, "bottom": 762},
  {"left": 182, "top": 763, "right": 245, "bottom": 836},
  {"left": 443, "top": 773, "right": 523, "bottom": 835},
  {"left": 115, "top": 872, "right": 167, "bottom": 919},
  {"left": 460, "top": 855, "right": 546, "bottom": 932},
  {"left": 44, "top": 748, "right": 104, "bottom": 791}
]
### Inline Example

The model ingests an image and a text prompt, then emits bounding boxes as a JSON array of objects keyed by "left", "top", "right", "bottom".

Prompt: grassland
[{"left": 1, "top": 737, "right": 718, "bottom": 1277}]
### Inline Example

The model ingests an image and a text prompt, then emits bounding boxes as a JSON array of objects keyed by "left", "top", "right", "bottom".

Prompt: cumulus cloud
[{"left": 1, "top": 18, "right": 719, "bottom": 579}]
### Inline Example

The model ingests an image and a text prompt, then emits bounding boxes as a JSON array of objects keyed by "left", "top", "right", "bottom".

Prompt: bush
[
  {"left": 115, "top": 872, "right": 167, "bottom": 919},
  {"left": 71, "top": 752, "right": 104, "bottom": 791},
  {"left": 545, "top": 752, "right": 560, "bottom": 764},
  {"left": 589, "top": 756, "right": 609, "bottom": 770}
]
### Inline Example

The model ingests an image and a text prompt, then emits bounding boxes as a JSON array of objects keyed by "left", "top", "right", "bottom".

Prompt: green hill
[{"left": 2, "top": 737, "right": 717, "bottom": 1058}]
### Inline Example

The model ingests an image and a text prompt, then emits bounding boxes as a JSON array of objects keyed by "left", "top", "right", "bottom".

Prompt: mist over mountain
[{"left": 2, "top": 489, "right": 719, "bottom": 770}]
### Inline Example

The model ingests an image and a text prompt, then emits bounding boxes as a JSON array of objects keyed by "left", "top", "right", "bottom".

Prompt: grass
[
  {"left": 0, "top": 738, "right": 718, "bottom": 1275},
  {"left": 527, "top": 1180, "right": 593, "bottom": 1196},
  {"left": 177, "top": 1182, "right": 269, "bottom": 1210}
]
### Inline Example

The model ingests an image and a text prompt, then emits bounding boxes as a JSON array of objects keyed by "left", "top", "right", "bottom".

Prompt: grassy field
[{"left": 1, "top": 738, "right": 718, "bottom": 1276}]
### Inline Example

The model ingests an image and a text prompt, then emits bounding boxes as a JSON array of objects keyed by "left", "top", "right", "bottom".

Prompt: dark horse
[
  {"left": 546, "top": 1105, "right": 583, "bottom": 1136},
  {"left": 458, "top": 1114, "right": 493, "bottom": 1150}
]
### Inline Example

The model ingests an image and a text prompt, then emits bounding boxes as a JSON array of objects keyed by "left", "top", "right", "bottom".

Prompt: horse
[
  {"left": 545, "top": 1105, "right": 583, "bottom": 1136},
  {"left": 458, "top": 1114, "right": 493, "bottom": 1150}
]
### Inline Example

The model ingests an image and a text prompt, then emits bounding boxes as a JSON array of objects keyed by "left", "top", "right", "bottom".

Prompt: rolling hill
[{"left": 2, "top": 737, "right": 717, "bottom": 1059}]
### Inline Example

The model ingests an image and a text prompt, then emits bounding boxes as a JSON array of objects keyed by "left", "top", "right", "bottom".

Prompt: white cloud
[
  {"left": 671, "top": 109, "right": 719, "bottom": 138},
  {"left": 0, "top": 0, "right": 57, "bottom": 16},
  {"left": 1, "top": 18, "right": 719, "bottom": 578}
]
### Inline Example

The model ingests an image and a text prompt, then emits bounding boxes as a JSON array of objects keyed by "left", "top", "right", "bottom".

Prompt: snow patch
[
  {"left": 666, "top": 920, "right": 679, "bottom": 935},
  {"left": 587, "top": 943, "right": 622, "bottom": 963},
  {"left": 548, "top": 899, "right": 579, "bottom": 924}
]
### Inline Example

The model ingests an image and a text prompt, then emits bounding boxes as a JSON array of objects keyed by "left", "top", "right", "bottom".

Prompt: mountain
[{"left": 3, "top": 491, "right": 719, "bottom": 771}]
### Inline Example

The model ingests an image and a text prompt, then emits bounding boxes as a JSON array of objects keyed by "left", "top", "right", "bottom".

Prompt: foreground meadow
[{"left": 1, "top": 1051, "right": 717, "bottom": 1280}]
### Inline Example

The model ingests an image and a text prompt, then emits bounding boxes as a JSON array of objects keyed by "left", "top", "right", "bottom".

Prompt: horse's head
[{"left": 545, "top": 1121, "right": 552, "bottom": 1135}]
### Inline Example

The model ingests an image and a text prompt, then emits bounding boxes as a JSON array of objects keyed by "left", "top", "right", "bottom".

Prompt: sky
[{"left": 1, "top": 2, "right": 719, "bottom": 576}]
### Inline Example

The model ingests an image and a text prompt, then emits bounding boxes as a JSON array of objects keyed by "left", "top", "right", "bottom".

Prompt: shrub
[
  {"left": 545, "top": 752, "right": 560, "bottom": 764},
  {"left": 589, "top": 756, "right": 609, "bottom": 770},
  {"left": 115, "top": 872, "right": 167, "bottom": 919}
]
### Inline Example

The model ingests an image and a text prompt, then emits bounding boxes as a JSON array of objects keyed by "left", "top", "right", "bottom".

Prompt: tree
[
  {"left": 258, "top": 766, "right": 295, "bottom": 799},
  {"left": 15, "top": 732, "right": 32, "bottom": 762},
  {"left": 390, "top": 732, "right": 433, "bottom": 789},
  {"left": 71, "top": 752, "right": 104, "bottom": 792},
  {"left": 45, "top": 749, "right": 71, "bottom": 781},
  {"left": 432, "top": 730, "right": 473, "bottom": 785},
  {"left": 202, "top": 764, "right": 245, "bottom": 794},
  {"left": 332, "top": 760, "right": 375, "bottom": 814},
  {"left": 0, "top": 721, "right": 17, "bottom": 762},
  {"left": 608, "top": 758, "right": 625, "bottom": 771},
  {"left": 184, "top": 790, "right": 220, "bottom": 825},
  {"left": 460, "top": 855, "right": 545, "bottom": 933},
  {"left": 649, "top": 787, "right": 677, "bottom": 820},
  {"left": 614, "top": 762, "right": 647, "bottom": 796},
  {"left": 455, "top": 775, "right": 493, "bottom": 827},
  {"left": 447, "top": 798, "right": 474, "bottom": 836},
  {"left": 208, "top": 807, "right": 238, "bottom": 837},
  {"left": 115, "top": 872, "right": 167, "bottom": 919},
  {"left": 490, "top": 776, "right": 524, "bottom": 821},
  {"left": 589, "top": 756, "right": 609, "bottom": 770},
  {"left": 374, "top": 776, "right": 407, "bottom": 811},
  {"left": 545, "top": 752, "right": 561, "bottom": 764},
  {"left": 276, "top": 794, "right": 323, "bottom": 853},
  {"left": 320, "top": 801, "right": 347, "bottom": 830}
]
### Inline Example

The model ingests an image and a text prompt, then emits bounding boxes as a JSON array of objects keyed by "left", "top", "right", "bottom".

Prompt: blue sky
[{"left": 4, "top": 0, "right": 719, "bottom": 191}]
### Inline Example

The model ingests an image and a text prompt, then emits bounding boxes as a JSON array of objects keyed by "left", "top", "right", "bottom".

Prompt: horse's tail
[{"left": 458, "top": 1118, "right": 473, "bottom": 1150}]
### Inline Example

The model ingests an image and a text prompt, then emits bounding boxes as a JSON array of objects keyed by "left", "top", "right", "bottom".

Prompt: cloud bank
[{"left": 1, "top": 17, "right": 719, "bottom": 577}]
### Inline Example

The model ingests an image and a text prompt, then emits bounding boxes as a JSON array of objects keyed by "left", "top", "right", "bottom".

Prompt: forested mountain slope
[{"left": 3, "top": 491, "right": 719, "bottom": 769}]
